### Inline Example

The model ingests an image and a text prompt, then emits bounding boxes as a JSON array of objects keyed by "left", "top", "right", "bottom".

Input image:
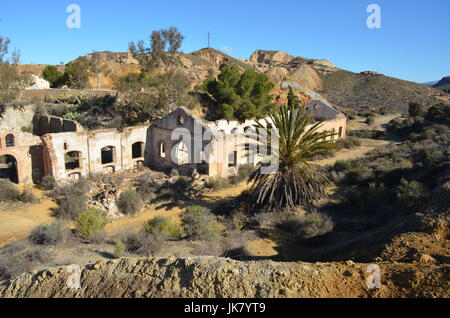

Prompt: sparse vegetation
[
  {"left": 117, "top": 189, "right": 143, "bottom": 216},
  {"left": 112, "top": 238, "right": 125, "bottom": 258},
  {"left": 51, "top": 179, "right": 89, "bottom": 219},
  {"left": 143, "top": 216, "right": 183, "bottom": 239},
  {"left": 75, "top": 209, "right": 108, "bottom": 238},
  {"left": 0, "top": 180, "right": 37, "bottom": 205},
  {"left": 181, "top": 206, "right": 221, "bottom": 241},
  {"left": 124, "top": 230, "right": 166, "bottom": 256},
  {"left": 29, "top": 220, "right": 69, "bottom": 245},
  {"left": 279, "top": 212, "right": 334, "bottom": 239},
  {"left": 40, "top": 176, "right": 57, "bottom": 190}
]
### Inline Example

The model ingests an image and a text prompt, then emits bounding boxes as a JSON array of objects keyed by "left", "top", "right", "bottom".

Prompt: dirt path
[
  {"left": 0, "top": 189, "right": 57, "bottom": 248},
  {"left": 347, "top": 113, "right": 401, "bottom": 131},
  {"left": 105, "top": 181, "right": 250, "bottom": 235},
  {"left": 314, "top": 138, "right": 390, "bottom": 166}
]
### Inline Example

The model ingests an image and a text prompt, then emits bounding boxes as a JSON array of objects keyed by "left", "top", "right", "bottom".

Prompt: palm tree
[{"left": 248, "top": 103, "right": 337, "bottom": 210}]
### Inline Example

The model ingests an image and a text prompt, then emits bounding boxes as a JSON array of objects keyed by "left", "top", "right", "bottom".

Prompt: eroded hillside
[{"left": 1, "top": 256, "right": 448, "bottom": 298}]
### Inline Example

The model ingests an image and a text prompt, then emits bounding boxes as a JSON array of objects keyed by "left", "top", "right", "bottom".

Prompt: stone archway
[{"left": 0, "top": 154, "right": 19, "bottom": 183}]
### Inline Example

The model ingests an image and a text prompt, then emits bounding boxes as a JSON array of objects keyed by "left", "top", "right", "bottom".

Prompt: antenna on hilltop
[{"left": 208, "top": 32, "right": 210, "bottom": 48}]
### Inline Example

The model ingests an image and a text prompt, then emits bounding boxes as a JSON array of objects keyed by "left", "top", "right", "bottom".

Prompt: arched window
[
  {"left": 101, "top": 146, "right": 116, "bottom": 165},
  {"left": 5, "top": 134, "right": 15, "bottom": 147}
]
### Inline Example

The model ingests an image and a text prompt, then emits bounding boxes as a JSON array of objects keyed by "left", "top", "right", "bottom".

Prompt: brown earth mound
[{"left": 0, "top": 256, "right": 448, "bottom": 298}]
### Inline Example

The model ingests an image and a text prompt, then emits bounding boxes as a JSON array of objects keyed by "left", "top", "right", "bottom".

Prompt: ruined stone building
[{"left": 0, "top": 101, "right": 346, "bottom": 184}]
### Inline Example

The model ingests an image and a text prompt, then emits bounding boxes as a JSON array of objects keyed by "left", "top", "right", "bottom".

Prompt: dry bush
[
  {"left": 0, "top": 244, "right": 51, "bottom": 280},
  {"left": 279, "top": 212, "right": 334, "bottom": 239},
  {"left": 117, "top": 189, "right": 143, "bottom": 216},
  {"left": 181, "top": 206, "right": 221, "bottom": 241},
  {"left": 40, "top": 175, "right": 57, "bottom": 190},
  {"left": 29, "top": 220, "right": 69, "bottom": 245},
  {"left": 124, "top": 230, "right": 166, "bottom": 256},
  {"left": 0, "top": 179, "right": 21, "bottom": 202},
  {"left": 51, "top": 179, "right": 89, "bottom": 219}
]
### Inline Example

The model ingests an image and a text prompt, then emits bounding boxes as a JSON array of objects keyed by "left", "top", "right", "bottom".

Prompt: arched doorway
[
  {"left": 0, "top": 154, "right": 18, "bottom": 183},
  {"left": 101, "top": 146, "right": 116, "bottom": 165}
]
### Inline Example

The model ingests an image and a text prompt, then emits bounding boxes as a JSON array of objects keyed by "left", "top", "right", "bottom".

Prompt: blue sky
[{"left": 0, "top": 0, "right": 449, "bottom": 83}]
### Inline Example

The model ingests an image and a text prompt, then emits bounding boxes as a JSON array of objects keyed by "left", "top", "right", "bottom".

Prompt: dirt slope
[{"left": 0, "top": 256, "right": 448, "bottom": 298}]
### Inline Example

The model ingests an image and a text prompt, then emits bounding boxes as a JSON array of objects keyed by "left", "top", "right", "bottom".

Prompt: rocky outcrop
[
  {"left": 0, "top": 257, "right": 448, "bottom": 298},
  {"left": 286, "top": 64, "right": 323, "bottom": 91},
  {"left": 433, "top": 76, "right": 450, "bottom": 93},
  {"left": 248, "top": 50, "right": 295, "bottom": 65}
]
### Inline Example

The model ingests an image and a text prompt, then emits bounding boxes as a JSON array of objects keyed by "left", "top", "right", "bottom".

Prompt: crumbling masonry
[{"left": 0, "top": 101, "right": 346, "bottom": 184}]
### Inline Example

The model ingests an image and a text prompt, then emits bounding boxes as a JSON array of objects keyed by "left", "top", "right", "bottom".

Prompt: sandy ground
[
  {"left": 313, "top": 138, "right": 390, "bottom": 166},
  {"left": 0, "top": 181, "right": 250, "bottom": 248},
  {"left": 0, "top": 189, "right": 56, "bottom": 248}
]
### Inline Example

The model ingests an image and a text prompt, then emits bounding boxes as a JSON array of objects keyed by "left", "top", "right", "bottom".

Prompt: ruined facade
[
  {"left": 0, "top": 100, "right": 346, "bottom": 184},
  {"left": 147, "top": 102, "right": 346, "bottom": 178}
]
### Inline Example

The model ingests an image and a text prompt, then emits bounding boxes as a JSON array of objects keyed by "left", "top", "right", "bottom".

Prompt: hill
[
  {"left": 434, "top": 76, "right": 450, "bottom": 93},
  {"left": 18, "top": 48, "right": 449, "bottom": 114}
]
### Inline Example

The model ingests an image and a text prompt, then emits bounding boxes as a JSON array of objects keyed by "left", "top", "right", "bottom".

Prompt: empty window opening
[
  {"left": 132, "top": 142, "right": 144, "bottom": 159},
  {"left": 101, "top": 146, "right": 116, "bottom": 165},
  {"left": 5, "top": 134, "right": 15, "bottom": 148},
  {"left": 65, "top": 151, "right": 81, "bottom": 170},
  {"left": 159, "top": 142, "right": 166, "bottom": 158},
  {"left": 0, "top": 155, "right": 18, "bottom": 183}
]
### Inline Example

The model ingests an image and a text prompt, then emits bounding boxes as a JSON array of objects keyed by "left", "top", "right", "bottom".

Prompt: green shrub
[
  {"left": 279, "top": 212, "right": 334, "bottom": 239},
  {"left": 75, "top": 209, "right": 108, "bottom": 238},
  {"left": 117, "top": 189, "right": 143, "bottom": 216},
  {"left": 40, "top": 175, "right": 57, "bottom": 190},
  {"left": 143, "top": 216, "right": 183, "bottom": 239},
  {"left": 181, "top": 206, "right": 221, "bottom": 241},
  {"left": 29, "top": 220, "right": 69, "bottom": 245},
  {"left": 0, "top": 179, "right": 21, "bottom": 202},
  {"left": 397, "top": 178, "right": 429, "bottom": 207},
  {"left": 408, "top": 102, "right": 423, "bottom": 117},
  {"left": 426, "top": 103, "right": 450, "bottom": 125},
  {"left": 113, "top": 238, "right": 125, "bottom": 259}
]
